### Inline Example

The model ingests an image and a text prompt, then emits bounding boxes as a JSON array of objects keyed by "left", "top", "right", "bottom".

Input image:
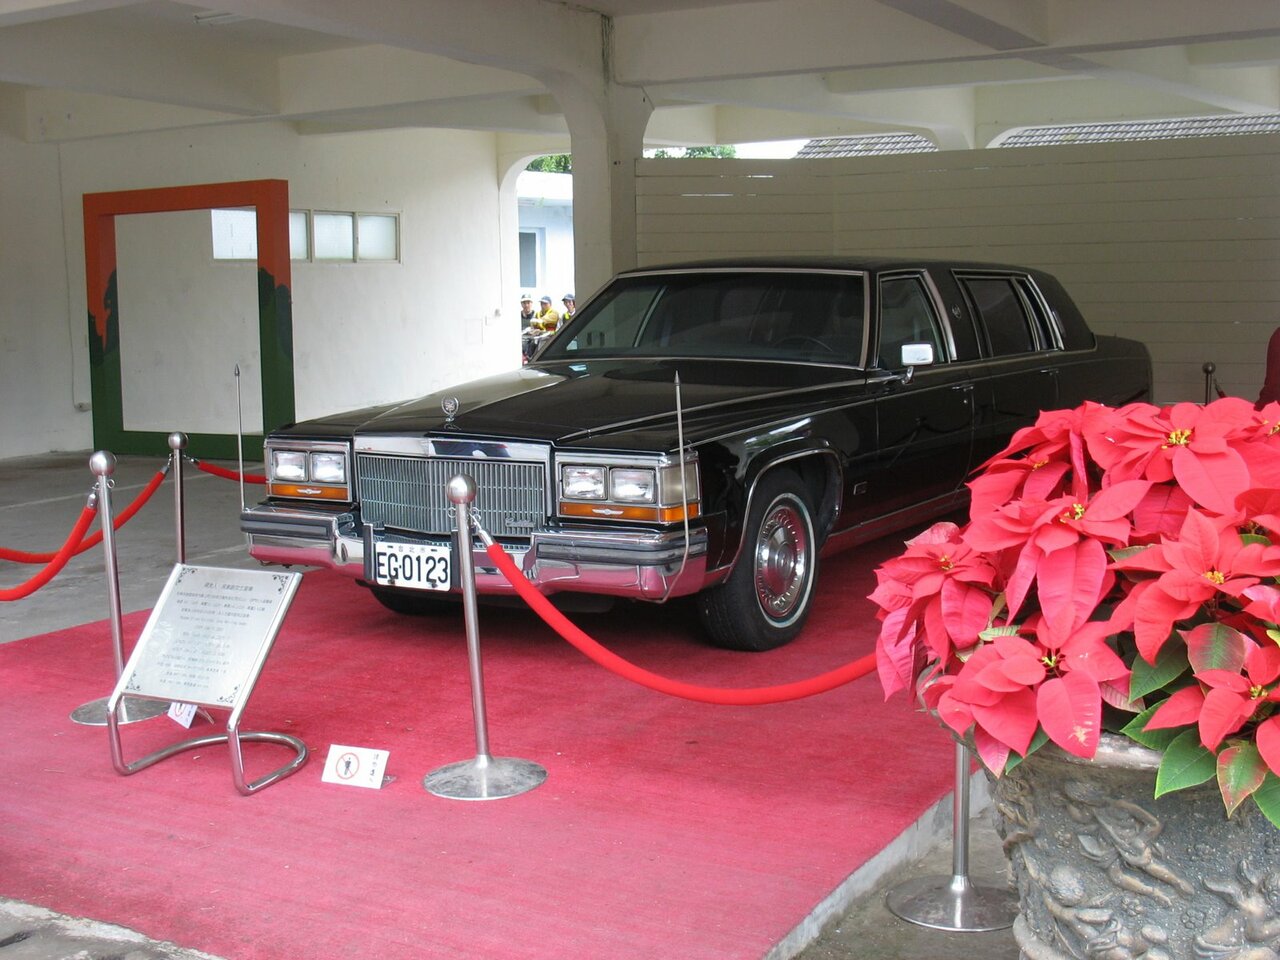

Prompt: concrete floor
[{"left": 0, "top": 451, "right": 1022, "bottom": 960}]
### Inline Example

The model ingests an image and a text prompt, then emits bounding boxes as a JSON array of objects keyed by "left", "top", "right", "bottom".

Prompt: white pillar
[{"left": 550, "top": 78, "right": 653, "bottom": 297}]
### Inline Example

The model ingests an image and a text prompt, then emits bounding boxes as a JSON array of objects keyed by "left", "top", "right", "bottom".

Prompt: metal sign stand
[
  {"left": 885, "top": 741, "right": 1017, "bottom": 931},
  {"left": 105, "top": 564, "right": 307, "bottom": 796},
  {"left": 423, "top": 475, "right": 547, "bottom": 801},
  {"left": 71, "top": 451, "right": 169, "bottom": 726}
]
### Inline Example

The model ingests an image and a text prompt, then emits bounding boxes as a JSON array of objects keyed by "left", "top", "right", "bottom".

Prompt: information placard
[{"left": 120, "top": 565, "right": 301, "bottom": 707}]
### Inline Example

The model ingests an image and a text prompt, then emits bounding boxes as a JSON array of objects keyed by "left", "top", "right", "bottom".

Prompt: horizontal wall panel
[
  {"left": 635, "top": 175, "right": 834, "bottom": 197},
  {"left": 637, "top": 234, "right": 834, "bottom": 252},
  {"left": 1065, "top": 281, "right": 1280, "bottom": 304},
  {"left": 638, "top": 193, "right": 837, "bottom": 215},
  {"left": 637, "top": 212, "right": 834, "bottom": 235},
  {"left": 833, "top": 196, "right": 1280, "bottom": 231},
  {"left": 829, "top": 174, "right": 1280, "bottom": 214},
  {"left": 636, "top": 135, "right": 1280, "bottom": 403}
]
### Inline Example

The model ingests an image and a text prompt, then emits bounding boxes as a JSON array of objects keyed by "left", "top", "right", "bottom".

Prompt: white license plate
[{"left": 372, "top": 541, "right": 451, "bottom": 591}]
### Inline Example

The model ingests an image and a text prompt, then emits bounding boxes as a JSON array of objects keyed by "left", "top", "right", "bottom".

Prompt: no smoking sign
[{"left": 321, "top": 743, "right": 389, "bottom": 790}]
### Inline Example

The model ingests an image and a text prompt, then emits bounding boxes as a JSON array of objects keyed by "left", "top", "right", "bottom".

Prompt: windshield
[{"left": 538, "top": 270, "right": 867, "bottom": 366}]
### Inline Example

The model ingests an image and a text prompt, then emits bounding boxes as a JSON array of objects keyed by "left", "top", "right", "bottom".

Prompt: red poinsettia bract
[{"left": 869, "top": 397, "right": 1280, "bottom": 824}]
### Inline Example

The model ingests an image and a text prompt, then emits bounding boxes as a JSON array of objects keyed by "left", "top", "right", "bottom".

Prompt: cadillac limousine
[{"left": 241, "top": 258, "right": 1152, "bottom": 651}]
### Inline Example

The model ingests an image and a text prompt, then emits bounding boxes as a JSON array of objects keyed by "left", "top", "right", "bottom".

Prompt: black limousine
[{"left": 242, "top": 259, "right": 1151, "bottom": 650}]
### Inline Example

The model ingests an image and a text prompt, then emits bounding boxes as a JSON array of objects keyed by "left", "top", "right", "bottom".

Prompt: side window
[
  {"left": 566, "top": 285, "right": 659, "bottom": 351},
  {"left": 877, "top": 275, "right": 943, "bottom": 369},
  {"left": 1015, "top": 277, "right": 1061, "bottom": 350},
  {"left": 959, "top": 276, "right": 1036, "bottom": 357}
]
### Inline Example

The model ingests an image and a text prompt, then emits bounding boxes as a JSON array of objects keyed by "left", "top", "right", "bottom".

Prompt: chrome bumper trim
[{"left": 241, "top": 505, "right": 714, "bottom": 601}]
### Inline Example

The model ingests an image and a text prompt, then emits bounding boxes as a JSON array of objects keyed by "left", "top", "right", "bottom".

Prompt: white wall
[
  {"left": 518, "top": 200, "right": 576, "bottom": 304},
  {"left": 116, "top": 210, "right": 263, "bottom": 433},
  {"left": 0, "top": 131, "right": 85, "bottom": 458},
  {"left": 635, "top": 136, "right": 1280, "bottom": 404},
  {"left": 0, "top": 121, "right": 519, "bottom": 459}
]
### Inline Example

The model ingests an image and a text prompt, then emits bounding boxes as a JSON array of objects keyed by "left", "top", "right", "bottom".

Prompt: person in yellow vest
[{"left": 532, "top": 295, "right": 560, "bottom": 333}]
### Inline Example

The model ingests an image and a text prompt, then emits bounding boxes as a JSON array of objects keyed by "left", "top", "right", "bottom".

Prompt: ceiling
[{"left": 2, "top": 0, "right": 1280, "bottom": 150}]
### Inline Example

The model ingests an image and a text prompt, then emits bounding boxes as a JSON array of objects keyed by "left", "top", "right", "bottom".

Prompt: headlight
[
  {"left": 562, "top": 464, "right": 606, "bottom": 499},
  {"left": 271, "top": 450, "right": 307, "bottom": 482},
  {"left": 556, "top": 455, "right": 699, "bottom": 523},
  {"left": 265, "top": 442, "right": 352, "bottom": 501},
  {"left": 309, "top": 452, "right": 347, "bottom": 484},
  {"left": 610, "top": 468, "right": 656, "bottom": 503}
]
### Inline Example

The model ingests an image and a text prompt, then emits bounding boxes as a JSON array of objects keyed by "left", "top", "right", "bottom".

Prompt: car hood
[{"left": 353, "top": 358, "right": 866, "bottom": 449}]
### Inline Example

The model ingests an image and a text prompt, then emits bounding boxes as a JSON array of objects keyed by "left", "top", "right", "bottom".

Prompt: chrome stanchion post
[
  {"left": 168, "top": 431, "right": 187, "bottom": 563},
  {"left": 884, "top": 740, "right": 1017, "bottom": 931},
  {"left": 71, "top": 451, "right": 169, "bottom": 726},
  {"left": 423, "top": 474, "right": 547, "bottom": 800}
]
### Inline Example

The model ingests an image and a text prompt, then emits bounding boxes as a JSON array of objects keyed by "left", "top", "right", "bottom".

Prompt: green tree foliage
[
  {"left": 526, "top": 155, "right": 572, "bottom": 173},
  {"left": 526, "top": 145, "right": 737, "bottom": 171},
  {"left": 649, "top": 145, "right": 738, "bottom": 159}
]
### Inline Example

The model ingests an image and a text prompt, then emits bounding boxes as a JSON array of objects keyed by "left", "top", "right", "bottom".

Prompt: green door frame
[{"left": 83, "top": 179, "right": 294, "bottom": 459}]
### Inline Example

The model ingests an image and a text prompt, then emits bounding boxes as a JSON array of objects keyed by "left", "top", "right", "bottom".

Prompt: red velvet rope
[
  {"left": 483, "top": 541, "right": 876, "bottom": 705},
  {"left": 194, "top": 460, "right": 266, "bottom": 483},
  {"left": 0, "top": 505, "right": 98, "bottom": 601},
  {"left": 0, "top": 469, "right": 167, "bottom": 565}
]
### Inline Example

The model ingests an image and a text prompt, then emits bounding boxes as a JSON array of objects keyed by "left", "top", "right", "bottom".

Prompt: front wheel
[{"left": 697, "top": 470, "right": 819, "bottom": 651}]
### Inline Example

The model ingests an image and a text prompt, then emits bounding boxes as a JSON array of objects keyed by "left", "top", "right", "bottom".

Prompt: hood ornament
[{"left": 441, "top": 396, "right": 460, "bottom": 422}]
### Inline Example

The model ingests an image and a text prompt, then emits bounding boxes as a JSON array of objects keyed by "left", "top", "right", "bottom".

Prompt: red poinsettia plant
[{"left": 871, "top": 396, "right": 1280, "bottom": 824}]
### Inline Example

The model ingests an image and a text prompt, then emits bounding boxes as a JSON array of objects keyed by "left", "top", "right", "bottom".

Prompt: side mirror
[{"left": 900, "top": 342, "right": 935, "bottom": 367}]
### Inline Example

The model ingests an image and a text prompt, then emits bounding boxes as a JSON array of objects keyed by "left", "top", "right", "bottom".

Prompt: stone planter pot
[{"left": 986, "top": 733, "right": 1280, "bottom": 959}]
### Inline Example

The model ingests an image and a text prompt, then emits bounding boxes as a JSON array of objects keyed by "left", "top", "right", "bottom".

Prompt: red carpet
[{"left": 0, "top": 540, "right": 957, "bottom": 959}]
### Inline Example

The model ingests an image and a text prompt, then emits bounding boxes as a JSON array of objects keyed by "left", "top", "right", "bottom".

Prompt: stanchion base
[
  {"left": 885, "top": 874, "right": 1017, "bottom": 932},
  {"left": 71, "top": 696, "right": 169, "bottom": 727},
  {"left": 423, "top": 755, "right": 547, "bottom": 800}
]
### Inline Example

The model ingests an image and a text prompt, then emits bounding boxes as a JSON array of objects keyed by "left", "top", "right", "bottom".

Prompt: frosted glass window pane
[
  {"left": 289, "top": 210, "right": 310, "bottom": 260},
  {"left": 211, "top": 208, "right": 257, "bottom": 260},
  {"left": 357, "top": 214, "right": 398, "bottom": 260},
  {"left": 314, "top": 212, "right": 354, "bottom": 260}
]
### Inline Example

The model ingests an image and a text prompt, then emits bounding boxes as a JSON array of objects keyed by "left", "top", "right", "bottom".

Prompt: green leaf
[
  {"left": 1120, "top": 703, "right": 1185, "bottom": 752},
  {"left": 1184, "top": 622, "right": 1247, "bottom": 674},
  {"left": 1217, "top": 742, "right": 1267, "bottom": 816},
  {"left": 998, "top": 732, "right": 1049, "bottom": 778},
  {"left": 1108, "top": 544, "right": 1149, "bottom": 562},
  {"left": 978, "top": 624, "right": 1020, "bottom": 642},
  {"left": 1154, "top": 729, "right": 1217, "bottom": 798},
  {"left": 1241, "top": 533, "right": 1272, "bottom": 547},
  {"left": 1252, "top": 773, "right": 1280, "bottom": 829},
  {"left": 1128, "top": 642, "right": 1190, "bottom": 701},
  {"left": 1004, "top": 728, "right": 1049, "bottom": 773}
]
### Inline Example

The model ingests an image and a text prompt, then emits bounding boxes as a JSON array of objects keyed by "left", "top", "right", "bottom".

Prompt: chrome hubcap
[{"left": 753, "top": 498, "right": 810, "bottom": 621}]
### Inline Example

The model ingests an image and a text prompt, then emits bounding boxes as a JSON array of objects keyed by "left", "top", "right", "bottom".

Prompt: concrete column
[{"left": 549, "top": 78, "right": 653, "bottom": 297}]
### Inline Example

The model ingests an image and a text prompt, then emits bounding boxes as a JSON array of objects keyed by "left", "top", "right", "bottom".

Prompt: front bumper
[{"left": 240, "top": 502, "right": 712, "bottom": 601}]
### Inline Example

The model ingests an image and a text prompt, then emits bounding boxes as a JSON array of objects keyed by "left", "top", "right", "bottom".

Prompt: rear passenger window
[
  {"left": 1014, "top": 277, "right": 1061, "bottom": 350},
  {"left": 958, "top": 276, "right": 1036, "bottom": 357},
  {"left": 878, "top": 275, "right": 943, "bottom": 369}
]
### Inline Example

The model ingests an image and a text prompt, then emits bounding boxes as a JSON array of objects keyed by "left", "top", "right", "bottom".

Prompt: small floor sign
[{"left": 321, "top": 744, "right": 389, "bottom": 790}]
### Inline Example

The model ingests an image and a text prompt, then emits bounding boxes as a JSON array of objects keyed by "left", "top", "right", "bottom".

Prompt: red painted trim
[{"left": 83, "top": 180, "right": 291, "bottom": 344}]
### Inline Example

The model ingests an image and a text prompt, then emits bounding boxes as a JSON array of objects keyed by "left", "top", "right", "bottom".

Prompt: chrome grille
[{"left": 357, "top": 454, "right": 547, "bottom": 538}]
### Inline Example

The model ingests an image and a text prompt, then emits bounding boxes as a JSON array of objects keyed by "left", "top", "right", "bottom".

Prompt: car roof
[{"left": 617, "top": 256, "right": 1040, "bottom": 276}]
